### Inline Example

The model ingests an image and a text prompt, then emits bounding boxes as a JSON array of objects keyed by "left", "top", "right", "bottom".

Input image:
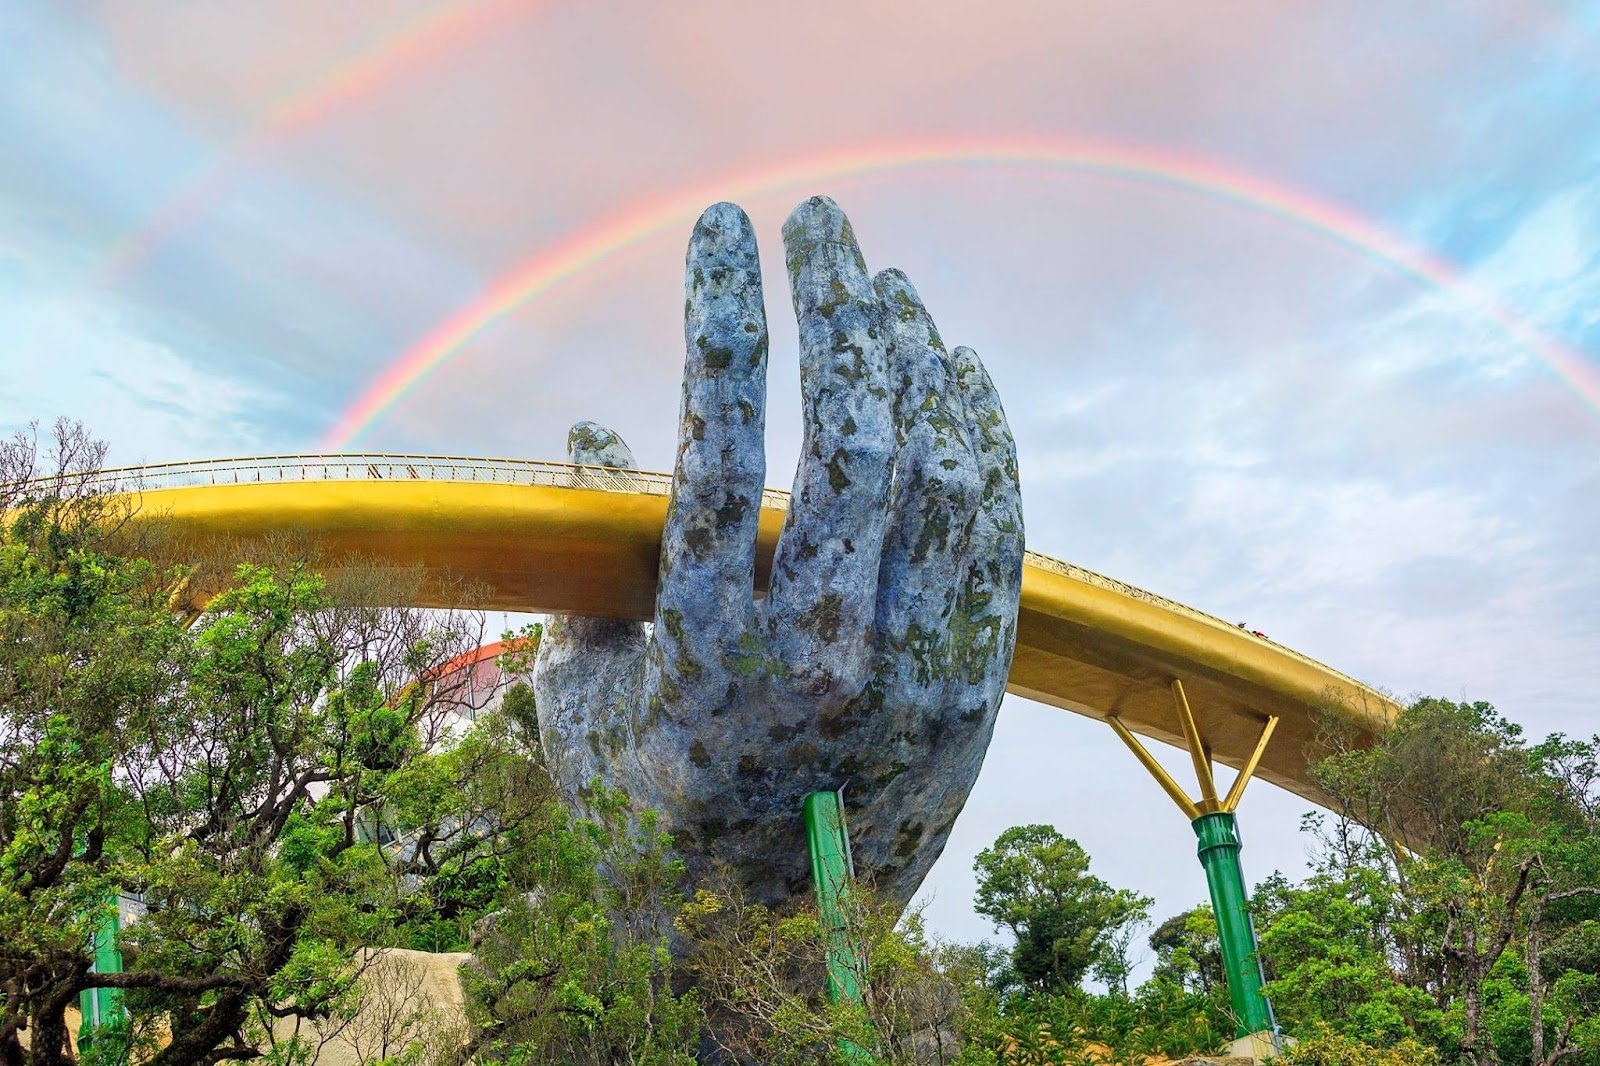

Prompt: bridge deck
[{"left": 104, "top": 455, "right": 1394, "bottom": 810}]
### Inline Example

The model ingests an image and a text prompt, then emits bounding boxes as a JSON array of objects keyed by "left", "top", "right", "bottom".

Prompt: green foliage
[
  {"left": 1148, "top": 905, "right": 1224, "bottom": 995},
  {"left": 968, "top": 981, "right": 1230, "bottom": 1064},
  {"left": 973, "top": 825, "right": 1151, "bottom": 995},
  {"left": 375, "top": 686, "right": 560, "bottom": 953},
  {"left": 1260, "top": 696, "right": 1600, "bottom": 1064},
  {"left": 1255, "top": 860, "right": 1445, "bottom": 1047},
  {"left": 1278, "top": 1027, "right": 1440, "bottom": 1066},
  {"left": 0, "top": 425, "right": 186, "bottom": 1066},
  {"left": 674, "top": 874, "right": 991, "bottom": 1065},
  {"left": 673, "top": 885, "right": 844, "bottom": 1064},
  {"left": 461, "top": 784, "right": 699, "bottom": 1065}
]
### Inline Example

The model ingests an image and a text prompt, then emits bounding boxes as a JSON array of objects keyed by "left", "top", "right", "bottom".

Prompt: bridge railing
[
  {"left": 64, "top": 453, "right": 794, "bottom": 511},
  {"left": 30, "top": 453, "right": 1371, "bottom": 694}
]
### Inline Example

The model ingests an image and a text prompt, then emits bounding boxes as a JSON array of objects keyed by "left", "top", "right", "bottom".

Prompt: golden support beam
[
  {"left": 1221, "top": 715, "right": 1279, "bottom": 814},
  {"left": 1171, "top": 679, "right": 1219, "bottom": 810},
  {"left": 1109, "top": 684, "right": 1281, "bottom": 819},
  {"left": 1106, "top": 715, "right": 1203, "bottom": 820}
]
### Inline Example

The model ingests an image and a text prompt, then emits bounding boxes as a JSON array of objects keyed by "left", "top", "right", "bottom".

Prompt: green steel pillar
[
  {"left": 803, "top": 790, "right": 864, "bottom": 1003},
  {"left": 1193, "top": 812, "right": 1274, "bottom": 1039},
  {"left": 802, "top": 790, "right": 874, "bottom": 1063},
  {"left": 77, "top": 893, "right": 127, "bottom": 1061}
]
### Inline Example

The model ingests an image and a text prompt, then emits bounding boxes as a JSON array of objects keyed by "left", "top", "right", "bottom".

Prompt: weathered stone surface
[{"left": 534, "top": 197, "right": 1025, "bottom": 910}]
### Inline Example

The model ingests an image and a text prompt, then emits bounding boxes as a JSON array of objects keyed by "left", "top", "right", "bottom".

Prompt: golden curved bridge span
[{"left": 98, "top": 454, "right": 1394, "bottom": 811}]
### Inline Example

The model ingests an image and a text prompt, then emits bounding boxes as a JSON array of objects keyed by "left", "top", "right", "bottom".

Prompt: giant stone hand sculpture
[{"left": 534, "top": 197, "right": 1024, "bottom": 910}]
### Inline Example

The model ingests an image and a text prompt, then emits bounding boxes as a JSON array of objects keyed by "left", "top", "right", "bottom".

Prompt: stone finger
[
  {"left": 762, "top": 196, "right": 895, "bottom": 699},
  {"left": 871, "top": 269, "right": 981, "bottom": 699},
  {"left": 855, "top": 347, "right": 1022, "bottom": 905},
  {"left": 649, "top": 203, "right": 770, "bottom": 714},
  {"left": 950, "top": 345, "right": 1025, "bottom": 707}
]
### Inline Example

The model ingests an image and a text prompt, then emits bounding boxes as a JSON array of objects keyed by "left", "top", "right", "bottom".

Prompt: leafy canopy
[{"left": 972, "top": 824, "right": 1151, "bottom": 995}]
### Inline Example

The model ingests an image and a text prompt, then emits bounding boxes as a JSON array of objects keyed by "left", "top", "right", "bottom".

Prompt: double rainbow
[{"left": 322, "top": 137, "right": 1600, "bottom": 448}]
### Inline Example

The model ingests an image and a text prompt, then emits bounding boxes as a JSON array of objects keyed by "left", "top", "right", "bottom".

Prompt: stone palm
[{"left": 534, "top": 196, "right": 1024, "bottom": 909}]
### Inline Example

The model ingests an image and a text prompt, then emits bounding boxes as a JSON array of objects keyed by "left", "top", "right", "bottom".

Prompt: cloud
[{"left": 0, "top": 291, "right": 276, "bottom": 460}]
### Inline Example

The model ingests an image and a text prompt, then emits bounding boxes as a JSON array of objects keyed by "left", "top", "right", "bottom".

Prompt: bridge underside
[{"left": 130, "top": 472, "right": 1394, "bottom": 810}]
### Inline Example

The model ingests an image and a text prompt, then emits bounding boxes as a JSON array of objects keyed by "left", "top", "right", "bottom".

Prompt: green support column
[
  {"left": 802, "top": 790, "right": 874, "bottom": 1063},
  {"left": 77, "top": 893, "right": 127, "bottom": 1062},
  {"left": 803, "top": 791, "right": 864, "bottom": 1003},
  {"left": 1193, "top": 812, "right": 1274, "bottom": 1039},
  {"left": 1105, "top": 681, "right": 1281, "bottom": 1056}
]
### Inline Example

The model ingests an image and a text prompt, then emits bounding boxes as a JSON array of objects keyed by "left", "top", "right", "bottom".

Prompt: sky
[{"left": 4, "top": 0, "right": 1599, "bottom": 973}]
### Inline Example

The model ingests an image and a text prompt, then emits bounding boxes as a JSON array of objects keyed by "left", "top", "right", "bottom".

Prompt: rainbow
[
  {"left": 322, "top": 137, "right": 1600, "bottom": 448},
  {"left": 97, "top": 0, "right": 532, "bottom": 286}
]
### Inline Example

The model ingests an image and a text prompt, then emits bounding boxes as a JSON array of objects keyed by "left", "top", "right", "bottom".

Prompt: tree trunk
[
  {"left": 1529, "top": 897, "right": 1545, "bottom": 1065},
  {"left": 31, "top": 969, "right": 87, "bottom": 1066},
  {"left": 0, "top": 1029, "right": 22, "bottom": 1066},
  {"left": 28, "top": 1005, "right": 69, "bottom": 1066},
  {"left": 1460, "top": 924, "right": 1488, "bottom": 1066},
  {"left": 147, "top": 991, "right": 248, "bottom": 1066}
]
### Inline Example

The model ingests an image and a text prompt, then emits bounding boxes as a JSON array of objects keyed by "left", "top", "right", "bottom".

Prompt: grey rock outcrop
[{"left": 534, "top": 197, "right": 1024, "bottom": 910}]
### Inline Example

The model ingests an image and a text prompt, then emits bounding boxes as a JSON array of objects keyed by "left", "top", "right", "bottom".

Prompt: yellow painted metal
[
  {"left": 1222, "top": 716, "right": 1279, "bottom": 814},
  {"left": 116, "top": 463, "right": 1399, "bottom": 807},
  {"left": 1171, "top": 680, "right": 1220, "bottom": 810},
  {"left": 1106, "top": 716, "right": 1204, "bottom": 820}
]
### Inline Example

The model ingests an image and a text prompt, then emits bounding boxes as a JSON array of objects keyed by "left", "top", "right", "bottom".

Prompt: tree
[
  {"left": 972, "top": 826, "right": 1150, "bottom": 995},
  {"left": 1254, "top": 855, "right": 1445, "bottom": 1048},
  {"left": 0, "top": 421, "right": 185, "bottom": 1066},
  {"left": 1149, "top": 906, "right": 1224, "bottom": 996},
  {"left": 374, "top": 654, "right": 557, "bottom": 953},
  {"left": 1519, "top": 732, "right": 1600, "bottom": 1065},
  {"left": 1295, "top": 697, "right": 1600, "bottom": 1065},
  {"left": 0, "top": 422, "right": 524, "bottom": 1066},
  {"left": 1314, "top": 699, "right": 1539, "bottom": 1061}
]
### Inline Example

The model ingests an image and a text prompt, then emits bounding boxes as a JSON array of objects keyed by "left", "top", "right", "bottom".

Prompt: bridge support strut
[{"left": 1106, "top": 680, "right": 1280, "bottom": 1054}]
